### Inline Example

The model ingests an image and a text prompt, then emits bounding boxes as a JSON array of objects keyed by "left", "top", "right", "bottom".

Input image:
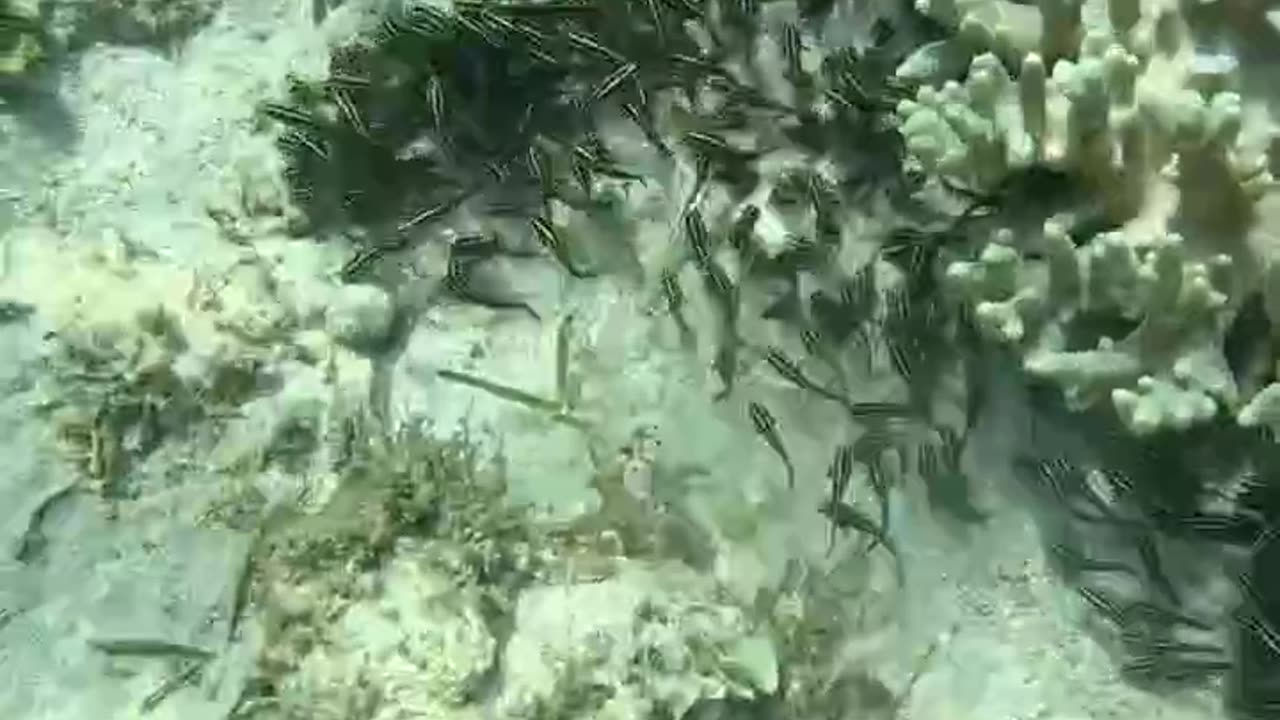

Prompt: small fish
[
  {"left": 825, "top": 444, "right": 855, "bottom": 552},
  {"left": 555, "top": 313, "right": 575, "bottom": 407},
  {"left": 748, "top": 401, "right": 795, "bottom": 489},
  {"left": 89, "top": 637, "right": 216, "bottom": 660},
  {"left": 864, "top": 458, "right": 893, "bottom": 549},
  {"left": 712, "top": 327, "right": 740, "bottom": 401},
  {"left": 438, "top": 368, "right": 590, "bottom": 430},
  {"left": 681, "top": 210, "right": 735, "bottom": 307},
  {"left": 278, "top": 128, "right": 329, "bottom": 161},
  {"left": 660, "top": 269, "right": 695, "bottom": 347},
  {"left": 577, "top": 132, "right": 613, "bottom": 164},
  {"left": 140, "top": 659, "right": 206, "bottom": 714},
  {"left": 397, "top": 189, "right": 472, "bottom": 232},
  {"left": 1135, "top": 533, "right": 1180, "bottom": 607},
  {"left": 778, "top": 235, "right": 825, "bottom": 270},
  {"left": 683, "top": 207, "right": 713, "bottom": 263},
  {"left": 843, "top": 264, "right": 878, "bottom": 321},
  {"left": 818, "top": 498, "right": 903, "bottom": 582},
  {"left": 660, "top": 268, "right": 686, "bottom": 313},
  {"left": 801, "top": 326, "right": 852, "bottom": 388},
  {"left": 260, "top": 101, "right": 319, "bottom": 129},
  {"left": 844, "top": 401, "right": 915, "bottom": 420},
  {"left": 424, "top": 76, "right": 448, "bottom": 135},
  {"left": 569, "top": 150, "right": 595, "bottom": 198},
  {"left": 763, "top": 346, "right": 846, "bottom": 405},
  {"left": 591, "top": 62, "right": 639, "bottom": 102},
  {"left": 531, "top": 216, "right": 595, "bottom": 279},
  {"left": 1236, "top": 571, "right": 1280, "bottom": 657},
  {"left": 829, "top": 444, "right": 854, "bottom": 497},
  {"left": 640, "top": 0, "right": 668, "bottom": 45},
  {"left": 1048, "top": 543, "right": 1138, "bottom": 581},
  {"left": 15, "top": 482, "right": 77, "bottom": 563},
  {"left": 621, "top": 102, "right": 672, "bottom": 156},
  {"left": 870, "top": 17, "right": 894, "bottom": 45},
  {"left": 916, "top": 435, "right": 987, "bottom": 524},
  {"left": 324, "top": 72, "right": 372, "bottom": 91},
  {"left": 450, "top": 234, "right": 501, "bottom": 261},
  {"left": 482, "top": 156, "right": 516, "bottom": 184},
  {"left": 460, "top": 0, "right": 600, "bottom": 18},
  {"left": 1076, "top": 585, "right": 1126, "bottom": 626},
  {"left": 454, "top": 9, "right": 504, "bottom": 46},
  {"left": 526, "top": 144, "right": 555, "bottom": 196},
  {"left": 594, "top": 161, "right": 648, "bottom": 184},
  {"left": 463, "top": 5, "right": 519, "bottom": 36},
  {"left": 682, "top": 130, "right": 742, "bottom": 160},
  {"left": 564, "top": 30, "right": 626, "bottom": 63},
  {"left": 1017, "top": 455, "right": 1080, "bottom": 507},
  {"left": 821, "top": 87, "right": 859, "bottom": 118},
  {"left": 443, "top": 261, "right": 541, "bottom": 320},
  {"left": 799, "top": 328, "right": 823, "bottom": 358},
  {"left": 702, "top": 257, "right": 738, "bottom": 318},
  {"left": 884, "top": 336, "right": 914, "bottom": 381},
  {"left": 779, "top": 22, "right": 806, "bottom": 83},
  {"left": 510, "top": 24, "right": 559, "bottom": 64},
  {"left": 340, "top": 237, "right": 407, "bottom": 280},
  {"left": 810, "top": 187, "right": 841, "bottom": 247},
  {"left": 401, "top": 3, "right": 453, "bottom": 35},
  {"left": 1121, "top": 648, "right": 1231, "bottom": 684},
  {"left": 717, "top": 0, "right": 760, "bottom": 45}
]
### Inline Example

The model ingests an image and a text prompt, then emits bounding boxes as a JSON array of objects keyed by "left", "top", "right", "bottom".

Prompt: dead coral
[{"left": 229, "top": 419, "right": 547, "bottom": 717}]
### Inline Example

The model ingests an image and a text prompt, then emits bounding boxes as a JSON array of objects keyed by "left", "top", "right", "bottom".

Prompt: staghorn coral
[{"left": 899, "top": 0, "right": 1280, "bottom": 435}]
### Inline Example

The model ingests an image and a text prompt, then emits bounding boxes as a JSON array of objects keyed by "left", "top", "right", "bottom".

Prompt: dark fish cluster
[
  {"left": 258, "top": 1, "right": 1280, "bottom": 712},
  {"left": 1008, "top": 389, "right": 1280, "bottom": 709},
  {"left": 261, "top": 0, "right": 921, "bottom": 286},
  {"left": 260, "top": 0, "right": 989, "bottom": 571}
]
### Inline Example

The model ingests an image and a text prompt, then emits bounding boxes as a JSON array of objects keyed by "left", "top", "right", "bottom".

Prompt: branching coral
[{"left": 900, "top": 0, "right": 1280, "bottom": 435}]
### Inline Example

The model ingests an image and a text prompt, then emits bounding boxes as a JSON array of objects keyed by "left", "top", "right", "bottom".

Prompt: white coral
[{"left": 914, "top": 0, "right": 1279, "bottom": 434}]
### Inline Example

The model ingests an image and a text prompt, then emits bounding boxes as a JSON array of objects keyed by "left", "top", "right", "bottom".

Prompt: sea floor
[{"left": 0, "top": 1, "right": 1228, "bottom": 718}]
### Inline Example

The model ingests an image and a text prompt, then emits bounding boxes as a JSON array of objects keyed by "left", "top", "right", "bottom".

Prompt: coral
[
  {"left": 495, "top": 564, "right": 778, "bottom": 720},
  {"left": 231, "top": 420, "right": 545, "bottom": 717},
  {"left": 901, "top": 0, "right": 1280, "bottom": 434}
]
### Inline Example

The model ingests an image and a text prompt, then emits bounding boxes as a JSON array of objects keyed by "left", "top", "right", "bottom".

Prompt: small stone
[{"left": 325, "top": 284, "right": 394, "bottom": 350}]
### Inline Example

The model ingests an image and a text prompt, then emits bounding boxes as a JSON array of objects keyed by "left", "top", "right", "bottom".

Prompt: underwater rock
[
  {"left": 496, "top": 564, "right": 779, "bottom": 719},
  {"left": 325, "top": 282, "right": 394, "bottom": 351},
  {"left": 271, "top": 554, "right": 497, "bottom": 720}
]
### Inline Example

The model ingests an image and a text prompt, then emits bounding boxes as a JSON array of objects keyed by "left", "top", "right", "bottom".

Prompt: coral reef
[
  {"left": 0, "top": 0, "right": 43, "bottom": 79},
  {"left": 900, "top": 0, "right": 1280, "bottom": 436},
  {"left": 7, "top": 0, "right": 1280, "bottom": 717}
]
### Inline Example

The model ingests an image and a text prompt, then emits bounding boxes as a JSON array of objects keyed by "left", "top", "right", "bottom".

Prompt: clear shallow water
[{"left": 0, "top": 1, "right": 1271, "bottom": 719}]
